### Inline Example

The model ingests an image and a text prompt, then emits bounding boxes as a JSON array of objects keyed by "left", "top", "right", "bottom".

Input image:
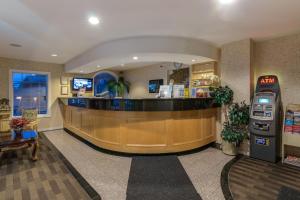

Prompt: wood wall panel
[
  {"left": 65, "top": 106, "right": 71, "bottom": 124},
  {"left": 62, "top": 105, "right": 218, "bottom": 153},
  {"left": 71, "top": 108, "right": 82, "bottom": 129},
  {"left": 81, "top": 110, "right": 94, "bottom": 136},
  {"left": 93, "top": 115, "right": 121, "bottom": 145},
  {"left": 124, "top": 118, "right": 167, "bottom": 147},
  {"left": 169, "top": 118, "right": 202, "bottom": 145}
]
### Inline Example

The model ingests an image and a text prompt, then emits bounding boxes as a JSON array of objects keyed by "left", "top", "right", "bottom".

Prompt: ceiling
[
  {"left": 1, "top": 0, "right": 300, "bottom": 64},
  {"left": 72, "top": 53, "right": 214, "bottom": 74},
  {"left": 111, "top": 62, "right": 161, "bottom": 72}
]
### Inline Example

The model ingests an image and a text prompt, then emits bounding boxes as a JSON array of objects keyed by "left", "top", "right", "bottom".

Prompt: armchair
[{"left": 22, "top": 109, "right": 38, "bottom": 131}]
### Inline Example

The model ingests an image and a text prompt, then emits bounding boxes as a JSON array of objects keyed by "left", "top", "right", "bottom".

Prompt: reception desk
[{"left": 59, "top": 97, "right": 219, "bottom": 154}]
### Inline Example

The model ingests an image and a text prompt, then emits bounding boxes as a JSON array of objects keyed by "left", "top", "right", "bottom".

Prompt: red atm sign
[{"left": 259, "top": 76, "right": 277, "bottom": 85}]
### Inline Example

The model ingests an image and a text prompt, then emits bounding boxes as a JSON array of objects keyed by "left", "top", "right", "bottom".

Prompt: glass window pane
[{"left": 12, "top": 72, "right": 48, "bottom": 116}]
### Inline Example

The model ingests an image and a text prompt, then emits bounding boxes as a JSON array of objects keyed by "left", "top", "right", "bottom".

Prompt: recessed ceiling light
[
  {"left": 80, "top": 70, "right": 84, "bottom": 73},
  {"left": 121, "top": 64, "right": 125, "bottom": 66},
  {"left": 97, "top": 65, "right": 101, "bottom": 68},
  {"left": 192, "top": 59, "right": 196, "bottom": 62},
  {"left": 10, "top": 43, "right": 22, "bottom": 47},
  {"left": 219, "top": 0, "right": 235, "bottom": 5},
  {"left": 88, "top": 16, "right": 100, "bottom": 25},
  {"left": 133, "top": 56, "right": 139, "bottom": 60},
  {"left": 51, "top": 54, "right": 58, "bottom": 57}
]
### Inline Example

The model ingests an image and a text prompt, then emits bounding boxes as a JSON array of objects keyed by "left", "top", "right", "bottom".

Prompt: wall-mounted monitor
[
  {"left": 72, "top": 78, "right": 93, "bottom": 92},
  {"left": 149, "top": 79, "right": 163, "bottom": 93}
]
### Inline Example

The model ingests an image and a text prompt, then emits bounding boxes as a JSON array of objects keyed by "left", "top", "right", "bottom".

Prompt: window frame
[{"left": 9, "top": 69, "right": 51, "bottom": 118}]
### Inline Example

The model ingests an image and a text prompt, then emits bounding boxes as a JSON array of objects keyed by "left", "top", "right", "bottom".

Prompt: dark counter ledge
[{"left": 61, "top": 97, "right": 220, "bottom": 111}]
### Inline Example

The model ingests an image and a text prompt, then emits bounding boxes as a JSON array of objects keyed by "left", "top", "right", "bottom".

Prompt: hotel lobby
[{"left": 1, "top": 0, "right": 300, "bottom": 200}]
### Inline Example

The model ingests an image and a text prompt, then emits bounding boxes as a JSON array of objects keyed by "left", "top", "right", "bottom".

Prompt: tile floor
[
  {"left": 44, "top": 130, "right": 131, "bottom": 200},
  {"left": 179, "top": 148, "right": 233, "bottom": 200},
  {"left": 0, "top": 133, "right": 91, "bottom": 200},
  {"left": 44, "top": 129, "right": 233, "bottom": 200}
]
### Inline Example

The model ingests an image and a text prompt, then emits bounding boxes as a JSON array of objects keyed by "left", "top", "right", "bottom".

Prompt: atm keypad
[
  {"left": 252, "top": 104, "right": 273, "bottom": 119},
  {"left": 265, "top": 105, "right": 272, "bottom": 111}
]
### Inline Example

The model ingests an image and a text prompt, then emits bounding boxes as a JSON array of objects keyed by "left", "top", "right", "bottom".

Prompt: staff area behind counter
[{"left": 59, "top": 97, "right": 219, "bottom": 154}]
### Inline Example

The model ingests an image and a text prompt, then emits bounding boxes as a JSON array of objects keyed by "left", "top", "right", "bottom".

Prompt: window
[
  {"left": 94, "top": 71, "right": 117, "bottom": 97},
  {"left": 10, "top": 70, "right": 50, "bottom": 117}
]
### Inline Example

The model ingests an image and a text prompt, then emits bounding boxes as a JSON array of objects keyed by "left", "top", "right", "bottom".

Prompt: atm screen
[{"left": 258, "top": 98, "right": 270, "bottom": 104}]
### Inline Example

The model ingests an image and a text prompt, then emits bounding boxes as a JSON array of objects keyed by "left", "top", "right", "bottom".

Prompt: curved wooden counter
[{"left": 60, "top": 98, "right": 218, "bottom": 154}]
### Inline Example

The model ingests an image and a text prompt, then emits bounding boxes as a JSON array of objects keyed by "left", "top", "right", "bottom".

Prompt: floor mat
[
  {"left": 126, "top": 155, "right": 201, "bottom": 200},
  {"left": 278, "top": 186, "right": 300, "bottom": 200}
]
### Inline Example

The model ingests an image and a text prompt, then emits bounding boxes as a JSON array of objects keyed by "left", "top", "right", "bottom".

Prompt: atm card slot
[
  {"left": 253, "top": 111, "right": 264, "bottom": 117},
  {"left": 253, "top": 122, "right": 270, "bottom": 131}
]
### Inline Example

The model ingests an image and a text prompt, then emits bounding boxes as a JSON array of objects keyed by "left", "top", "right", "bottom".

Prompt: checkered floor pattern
[{"left": 0, "top": 133, "right": 91, "bottom": 200}]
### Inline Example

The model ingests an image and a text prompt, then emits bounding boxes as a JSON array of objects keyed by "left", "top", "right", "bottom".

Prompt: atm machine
[{"left": 249, "top": 75, "right": 282, "bottom": 163}]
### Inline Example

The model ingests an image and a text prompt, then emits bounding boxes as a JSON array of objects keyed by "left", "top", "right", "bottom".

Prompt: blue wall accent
[{"left": 94, "top": 72, "right": 117, "bottom": 97}]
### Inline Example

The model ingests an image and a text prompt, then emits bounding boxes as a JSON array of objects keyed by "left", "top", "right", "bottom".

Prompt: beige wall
[
  {"left": 219, "top": 39, "right": 253, "bottom": 152},
  {"left": 0, "top": 57, "right": 66, "bottom": 131},
  {"left": 254, "top": 33, "right": 300, "bottom": 109},
  {"left": 220, "top": 39, "right": 253, "bottom": 104},
  {"left": 123, "top": 63, "right": 188, "bottom": 98}
]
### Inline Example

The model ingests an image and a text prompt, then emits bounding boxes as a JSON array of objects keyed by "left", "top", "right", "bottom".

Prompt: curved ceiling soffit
[{"left": 65, "top": 36, "right": 219, "bottom": 73}]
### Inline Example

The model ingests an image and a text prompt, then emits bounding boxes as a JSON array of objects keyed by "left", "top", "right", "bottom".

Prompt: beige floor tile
[
  {"left": 44, "top": 130, "right": 132, "bottom": 200},
  {"left": 179, "top": 148, "right": 232, "bottom": 200}
]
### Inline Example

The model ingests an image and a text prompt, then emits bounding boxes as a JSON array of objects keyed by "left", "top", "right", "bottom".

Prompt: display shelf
[
  {"left": 190, "top": 61, "right": 219, "bottom": 98},
  {"left": 191, "top": 71, "right": 215, "bottom": 74},
  {"left": 283, "top": 157, "right": 300, "bottom": 168},
  {"left": 283, "top": 136, "right": 300, "bottom": 168},
  {"left": 282, "top": 101, "right": 300, "bottom": 169}
]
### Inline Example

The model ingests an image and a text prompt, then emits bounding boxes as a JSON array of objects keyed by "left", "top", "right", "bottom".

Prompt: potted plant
[
  {"left": 211, "top": 86, "right": 250, "bottom": 155},
  {"left": 221, "top": 102, "right": 250, "bottom": 155},
  {"left": 10, "top": 118, "right": 29, "bottom": 137},
  {"left": 211, "top": 86, "right": 234, "bottom": 122},
  {"left": 107, "top": 76, "right": 130, "bottom": 98}
]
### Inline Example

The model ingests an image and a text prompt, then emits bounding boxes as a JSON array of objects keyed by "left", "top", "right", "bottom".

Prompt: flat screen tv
[
  {"left": 72, "top": 78, "right": 93, "bottom": 91},
  {"left": 149, "top": 79, "right": 163, "bottom": 93}
]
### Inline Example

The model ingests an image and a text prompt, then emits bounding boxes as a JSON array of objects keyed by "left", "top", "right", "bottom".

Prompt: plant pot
[
  {"left": 13, "top": 128, "right": 23, "bottom": 138},
  {"left": 222, "top": 140, "right": 238, "bottom": 156}
]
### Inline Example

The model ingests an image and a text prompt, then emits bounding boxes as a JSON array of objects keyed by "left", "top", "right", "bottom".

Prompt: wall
[
  {"left": 220, "top": 39, "right": 253, "bottom": 104},
  {"left": 123, "top": 63, "right": 189, "bottom": 98},
  {"left": 219, "top": 39, "right": 253, "bottom": 151},
  {"left": 0, "top": 57, "right": 67, "bottom": 131},
  {"left": 254, "top": 33, "right": 300, "bottom": 109},
  {"left": 219, "top": 33, "right": 300, "bottom": 153}
]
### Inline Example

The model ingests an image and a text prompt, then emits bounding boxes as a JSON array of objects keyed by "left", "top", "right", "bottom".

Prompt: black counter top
[{"left": 62, "top": 97, "right": 219, "bottom": 111}]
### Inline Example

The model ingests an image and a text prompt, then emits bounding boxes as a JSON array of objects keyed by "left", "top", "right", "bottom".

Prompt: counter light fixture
[
  {"left": 88, "top": 16, "right": 100, "bottom": 25},
  {"left": 133, "top": 56, "right": 139, "bottom": 60}
]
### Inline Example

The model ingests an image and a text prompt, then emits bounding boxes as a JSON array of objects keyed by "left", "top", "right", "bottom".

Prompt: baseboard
[
  {"left": 38, "top": 127, "right": 63, "bottom": 132},
  {"left": 213, "top": 142, "right": 222, "bottom": 150}
]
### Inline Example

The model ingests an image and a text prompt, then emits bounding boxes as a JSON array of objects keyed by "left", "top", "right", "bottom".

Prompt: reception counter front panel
[{"left": 60, "top": 98, "right": 219, "bottom": 154}]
